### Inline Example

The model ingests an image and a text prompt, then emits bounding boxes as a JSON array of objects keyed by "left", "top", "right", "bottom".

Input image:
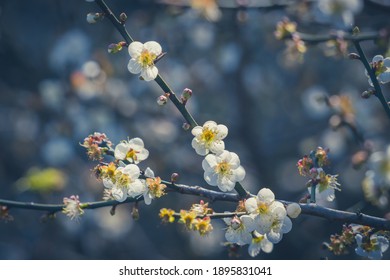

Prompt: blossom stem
[
  {"left": 352, "top": 40, "right": 390, "bottom": 120},
  {"left": 93, "top": 0, "right": 198, "bottom": 128},
  {"left": 310, "top": 184, "right": 316, "bottom": 203},
  {"left": 172, "top": 211, "right": 247, "bottom": 220}
]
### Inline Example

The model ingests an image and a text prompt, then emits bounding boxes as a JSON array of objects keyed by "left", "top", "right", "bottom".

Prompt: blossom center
[
  {"left": 138, "top": 50, "right": 156, "bottom": 67},
  {"left": 215, "top": 161, "right": 231, "bottom": 175},
  {"left": 126, "top": 148, "right": 139, "bottom": 161},
  {"left": 258, "top": 202, "right": 269, "bottom": 214},
  {"left": 115, "top": 172, "right": 131, "bottom": 188},
  {"left": 252, "top": 235, "right": 264, "bottom": 244},
  {"left": 200, "top": 128, "right": 216, "bottom": 145}
]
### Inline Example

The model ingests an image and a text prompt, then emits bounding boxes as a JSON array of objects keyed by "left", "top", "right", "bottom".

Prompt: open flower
[
  {"left": 193, "top": 217, "right": 213, "bottom": 236},
  {"left": 103, "top": 164, "right": 145, "bottom": 202},
  {"left": 62, "top": 195, "right": 84, "bottom": 220},
  {"left": 248, "top": 232, "right": 274, "bottom": 257},
  {"left": 114, "top": 138, "right": 149, "bottom": 164},
  {"left": 127, "top": 41, "right": 162, "bottom": 81},
  {"left": 142, "top": 167, "right": 166, "bottom": 205},
  {"left": 191, "top": 120, "right": 228, "bottom": 156},
  {"left": 245, "top": 188, "right": 287, "bottom": 236},
  {"left": 355, "top": 234, "right": 389, "bottom": 259},
  {"left": 202, "top": 150, "right": 246, "bottom": 192},
  {"left": 309, "top": 169, "right": 341, "bottom": 202},
  {"left": 365, "top": 55, "right": 390, "bottom": 86},
  {"left": 224, "top": 215, "right": 256, "bottom": 245}
]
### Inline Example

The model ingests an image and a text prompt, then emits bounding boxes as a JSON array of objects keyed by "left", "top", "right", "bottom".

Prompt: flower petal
[
  {"left": 128, "top": 59, "right": 142, "bottom": 74},
  {"left": 128, "top": 41, "right": 143, "bottom": 58},
  {"left": 257, "top": 188, "right": 275, "bottom": 204},
  {"left": 245, "top": 197, "right": 258, "bottom": 214},
  {"left": 372, "top": 55, "right": 384, "bottom": 63},
  {"left": 141, "top": 66, "right": 158, "bottom": 81},
  {"left": 144, "top": 41, "right": 162, "bottom": 55}
]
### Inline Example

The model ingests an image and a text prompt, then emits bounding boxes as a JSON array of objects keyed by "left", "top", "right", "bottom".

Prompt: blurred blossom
[
  {"left": 314, "top": 0, "right": 363, "bottom": 28},
  {"left": 190, "top": 0, "right": 221, "bottom": 21},
  {"left": 116, "top": 96, "right": 138, "bottom": 117},
  {"left": 241, "top": 63, "right": 264, "bottom": 97},
  {"left": 82, "top": 60, "right": 101, "bottom": 79},
  {"left": 49, "top": 29, "right": 91, "bottom": 73},
  {"left": 320, "top": 129, "right": 346, "bottom": 158},
  {"left": 190, "top": 59, "right": 221, "bottom": 89},
  {"left": 93, "top": 207, "right": 133, "bottom": 239},
  {"left": 13, "top": 111, "right": 39, "bottom": 141},
  {"left": 190, "top": 22, "right": 216, "bottom": 49},
  {"left": 301, "top": 86, "right": 330, "bottom": 119},
  {"left": 136, "top": 119, "right": 179, "bottom": 144},
  {"left": 41, "top": 137, "right": 75, "bottom": 166},
  {"left": 39, "top": 79, "right": 65, "bottom": 111},
  {"left": 217, "top": 42, "right": 242, "bottom": 74}
]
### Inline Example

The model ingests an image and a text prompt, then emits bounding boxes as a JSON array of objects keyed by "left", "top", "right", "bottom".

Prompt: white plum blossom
[
  {"left": 127, "top": 41, "right": 162, "bottom": 81},
  {"left": 315, "top": 0, "right": 363, "bottom": 27},
  {"left": 202, "top": 150, "right": 246, "bottom": 192},
  {"left": 245, "top": 188, "right": 292, "bottom": 244},
  {"left": 191, "top": 120, "right": 228, "bottom": 156},
  {"left": 103, "top": 164, "right": 145, "bottom": 202},
  {"left": 140, "top": 167, "right": 167, "bottom": 205},
  {"left": 266, "top": 213, "right": 292, "bottom": 244},
  {"left": 365, "top": 55, "right": 390, "bottom": 86},
  {"left": 62, "top": 195, "right": 84, "bottom": 220},
  {"left": 223, "top": 215, "right": 256, "bottom": 245},
  {"left": 114, "top": 137, "right": 149, "bottom": 164},
  {"left": 248, "top": 232, "right": 274, "bottom": 257},
  {"left": 308, "top": 168, "right": 340, "bottom": 202},
  {"left": 355, "top": 234, "right": 389, "bottom": 259}
]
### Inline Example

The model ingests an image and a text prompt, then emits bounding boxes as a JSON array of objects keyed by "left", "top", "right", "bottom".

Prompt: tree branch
[{"left": 2, "top": 184, "right": 390, "bottom": 230}]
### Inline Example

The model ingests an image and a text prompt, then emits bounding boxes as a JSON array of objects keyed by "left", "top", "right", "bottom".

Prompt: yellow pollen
[
  {"left": 258, "top": 202, "right": 269, "bottom": 214},
  {"left": 215, "top": 161, "right": 231, "bottom": 175},
  {"left": 138, "top": 50, "right": 156, "bottom": 67},
  {"left": 252, "top": 235, "right": 265, "bottom": 244},
  {"left": 116, "top": 172, "right": 131, "bottom": 187},
  {"left": 201, "top": 128, "right": 216, "bottom": 144},
  {"left": 126, "top": 148, "right": 138, "bottom": 161}
]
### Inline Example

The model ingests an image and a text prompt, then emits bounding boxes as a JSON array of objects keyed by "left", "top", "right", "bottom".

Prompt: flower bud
[
  {"left": 119, "top": 12, "right": 128, "bottom": 23},
  {"left": 132, "top": 206, "right": 140, "bottom": 220},
  {"left": 352, "top": 26, "right": 360, "bottom": 35},
  {"left": 108, "top": 42, "right": 125, "bottom": 54},
  {"left": 286, "top": 203, "right": 301, "bottom": 218},
  {"left": 171, "top": 173, "right": 179, "bottom": 183},
  {"left": 182, "top": 123, "right": 191, "bottom": 131},
  {"left": 348, "top": 53, "right": 360, "bottom": 60},
  {"left": 157, "top": 95, "right": 168, "bottom": 106},
  {"left": 180, "top": 88, "right": 193, "bottom": 105},
  {"left": 361, "top": 89, "right": 374, "bottom": 99}
]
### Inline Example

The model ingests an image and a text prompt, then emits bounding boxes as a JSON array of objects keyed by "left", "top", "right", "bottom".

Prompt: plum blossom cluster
[
  {"left": 365, "top": 55, "right": 390, "bottom": 87},
  {"left": 297, "top": 147, "right": 341, "bottom": 203},
  {"left": 274, "top": 18, "right": 306, "bottom": 65},
  {"left": 223, "top": 188, "right": 301, "bottom": 257},
  {"left": 324, "top": 224, "right": 389, "bottom": 259},
  {"left": 159, "top": 201, "right": 214, "bottom": 236},
  {"left": 81, "top": 134, "right": 167, "bottom": 205},
  {"left": 191, "top": 120, "right": 245, "bottom": 192},
  {"left": 81, "top": 132, "right": 112, "bottom": 161}
]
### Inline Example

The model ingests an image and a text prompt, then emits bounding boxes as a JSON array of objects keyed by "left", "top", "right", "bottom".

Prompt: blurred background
[{"left": 1, "top": 0, "right": 390, "bottom": 259}]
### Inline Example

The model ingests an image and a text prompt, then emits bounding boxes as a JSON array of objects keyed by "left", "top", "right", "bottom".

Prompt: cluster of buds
[
  {"left": 324, "top": 224, "right": 390, "bottom": 259},
  {"left": 323, "top": 224, "right": 356, "bottom": 255},
  {"left": 175, "top": 201, "right": 214, "bottom": 236},
  {"left": 274, "top": 18, "right": 297, "bottom": 40},
  {"left": 80, "top": 132, "right": 112, "bottom": 161},
  {"left": 323, "top": 37, "right": 348, "bottom": 58},
  {"left": 297, "top": 147, "right": 340, "bottom": 203},
  {"left": 108, "top": 41, "right": 127, "bottom": 54}
]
